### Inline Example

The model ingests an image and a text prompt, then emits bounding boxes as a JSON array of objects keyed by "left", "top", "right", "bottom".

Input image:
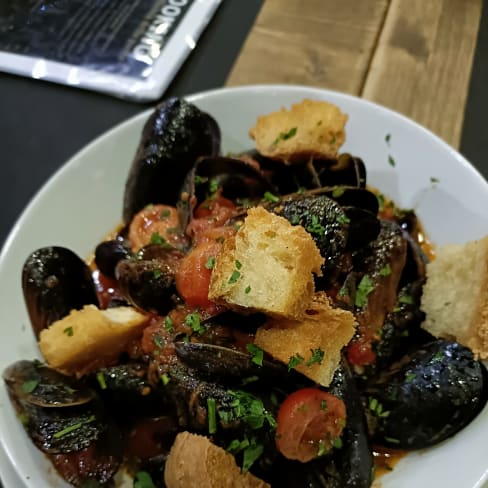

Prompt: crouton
[
  {"left": 255, "top": 292, "right": 355, "bottom": 386},
  {"left": 249, "top": 99, "right": 348, "bottom": 163},
  {"left": 164, "top": 432, "right": 269, "bottom": 488},
  {"left": 208, "top": 207, "right": 324, "bottom": 319},
  {"left": 420, "top": 235, "right": 488, "bottom": 359},
  {"left": 39, "top": 305, "right": 148, "bottom": 375}
]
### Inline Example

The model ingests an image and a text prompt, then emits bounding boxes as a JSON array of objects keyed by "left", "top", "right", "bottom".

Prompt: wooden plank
[
  {"left": 226, "top": 0, "right": 390, "bottom": 95},
  {"left": 362, "top": 0, "right": 482, "bottom": 148}
]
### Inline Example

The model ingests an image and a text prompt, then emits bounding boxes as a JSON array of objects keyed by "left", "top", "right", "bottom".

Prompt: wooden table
[{"left": 227, "top": 0, "right": 482, "bottom": 150}]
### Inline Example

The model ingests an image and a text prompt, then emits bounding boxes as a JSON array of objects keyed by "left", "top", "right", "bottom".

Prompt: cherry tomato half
[{"left": 276, "top": 388, "right": 346, "bottom": 463}]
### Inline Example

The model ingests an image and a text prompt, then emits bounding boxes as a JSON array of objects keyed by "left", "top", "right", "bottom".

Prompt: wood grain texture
[
  {"left": 361, "top": 0, "right": 482, "bottom": 148},
  {"left": 226, "top": 0, "right": 390, "bottom": 94}
]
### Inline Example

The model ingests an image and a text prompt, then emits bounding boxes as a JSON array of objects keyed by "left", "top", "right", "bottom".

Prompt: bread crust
[
  {"left": 208, "top": 207, "right": 324, "bottom": 319},
  {"left": 249, "top": 99, "right": 347, "bottom": 163},
  {"left": 39, "top": 305, "right": 148, "bottom": 375},
  {"left": 255, "top": 292, "right": 356, "bottom": 386},
  {"left": 420, "top": 235, "right": 488, "bottom": 359},
  {"left": 164, "top": 432, "right": 270, "bottom": 488}
]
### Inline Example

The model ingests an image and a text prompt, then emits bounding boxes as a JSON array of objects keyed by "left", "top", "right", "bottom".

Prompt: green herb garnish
[
  {"left": 63, "top": 326, "right": 74, "bottom": 337},
  {"left": 245, "top": 285, "right": 252, "bottom": 294},
  {"left": 273, "top": 127, "right": 297, "bottom": 145},
  {"left": 385, "top": 133, "right": 391, "bottom": 144},
  {"left": 152, "top": 268, "right": 162, "bottom": 279},
  {"left": 53, "top": 415, "right": 96, "bottom": 439},
  {"left": 228, "top": 270, "right": 241, "bottom": 284},
  {"left": 133, "top": 470, "right": 156, "bottom": 488},
  {"left": 378, "top": 264, "right": 392, "bottom": 276},
  {"left": 164, "top": 316, "right": 174, "bottom": 333},
  {"left": 21, "top": 379, "right": 39, "bottom": 394},
  {"left": 355, "top": 275, "right": 374, "bottom": 308},
  {"left": 207, "top": 398, "right": 217, "bottom": 434},
  {"left": 160, "top": 373, "right": 170, "bottom": 386},
  {"left": 185, "top": 313, "right": 205, "bottom": 335},
  {"left": 160, "top": 209, "right": 171, "bottom": 219},
  {"left": 287, "top": 353, "right": 304, "bottom": 371},
  {"left": 205, "top": 256, "right": 215, "bottom": 270},
  {"left": 246, "top": 343, "right": 264, "bottom": 366},
  {"left": 306, "top": 348, "right": 325, "bottom": 367},
  {"left": 96, "top": 372, "right": 107, "bottom": 390},
  {"left": 388, "top": 155, "right": 396, "bottom": 167},
  {"left": 263, "top": 191, "right": 280, "bottom": 203}
]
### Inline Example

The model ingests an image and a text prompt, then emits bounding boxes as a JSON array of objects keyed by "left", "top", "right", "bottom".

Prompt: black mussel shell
[
  {"left": 366, "top": 340, "right": 488, "bottom": 449},
  {"left": 94, "top": 240, "right": 132, "bottom": 279},
  {"left": 3, "top": 360, "right": 95, "bottom": 408},
  {"left": 342, "top": 207, "right": 380, "bottom": 251},
  {"left": 22, "top": 247, "right": 98, "bottom": 338},
  {"left": 115, "top": 256, "right": 177, "bottom": 315},
  {"left": 123, "top": 97, "right": 220, "bottom": 223},
  {"left": 174, "top": 342, "right": 287, "bottom": 380},
  {"left": 275, "top": 195, "right": 349, "bottom": 284},
  {"left": 316, "top": 153, "right": 367, "bottom": 189}
]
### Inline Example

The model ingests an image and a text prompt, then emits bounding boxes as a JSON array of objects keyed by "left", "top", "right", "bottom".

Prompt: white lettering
[{"left": 132, "top": 45, "right": 154, "bottom": 65}]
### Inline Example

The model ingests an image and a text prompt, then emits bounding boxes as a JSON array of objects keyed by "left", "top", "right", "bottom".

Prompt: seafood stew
[{"left": 1, "top": 87, "right": 488, "bottom": 488}]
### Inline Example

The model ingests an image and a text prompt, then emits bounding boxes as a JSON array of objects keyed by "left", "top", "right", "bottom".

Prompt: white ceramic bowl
[{"left": 1, "top": 85, "right": 487, "bottom": 488}]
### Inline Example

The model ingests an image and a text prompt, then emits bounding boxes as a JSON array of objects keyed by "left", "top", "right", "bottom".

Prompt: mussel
[
  {"left": 115, "top": 246, "right": 182, "bottom": 315},
  {"left": 22, "top": 247, "right": 98, "bottom": 338},
  {"left": 123, "top": 98, "right": 221, "bottom": 223},
  {"left": 365, "top": 340, "right": 488, "bottom": 449},
  {"left": 3, "top": 360, "right": 122, "bottom": 485},
  {"left": 94, "top": 239, "right": 132, "bottom": 279}
]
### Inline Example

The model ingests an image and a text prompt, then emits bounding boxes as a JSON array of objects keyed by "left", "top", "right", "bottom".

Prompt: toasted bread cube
[
  {"left": 249, "top": 99, "right": 348, "bottom": 163},
  {"left": 208, "top": 207, "right": 324, "bottom": 319},
  {"left": 164, "top": 432, "right": 270, "bottom": 488},
  {"left": 39, "top": 305, "right": 148, "bottom": 375},
  {"left": 255, "top": 293, "right": 355, "bottom": 386},
  {"left": 421, "top": 235, "right": 488, "bottom": 359}
]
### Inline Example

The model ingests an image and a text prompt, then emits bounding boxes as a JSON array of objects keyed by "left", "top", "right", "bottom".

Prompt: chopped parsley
[
  {"left": 405, "top": 372, "right": 416, "bottom": 382},
  {"left": 378, "top": 264, "right": 392, "bottom": 276},
  {"left": 160, "top": 209, "right": 171, "bottom": 219},
  {"left": 153, "top": 333, "right": 164, "bottom": 348},
  {"left": 53, "top": 415, "right": 96, "bottom": 439},
  {"left": 150, "top": 232, "right": 171, "bottom": 248},
  {"left": 287, "top": 353, "right": 304, "bottom": 371},
  {"left": 317, "top": 440, "right": 328, "bottom": 457},
  {"left": 320, "top": 399, "right": 328, "bottom": 411},
  {"left": 306, "top": 348, "right": 325, "bottom": 367},
  {"left": 208, "top": 179, "right": 220, "bottom": 194},
  {"left": 194, "top": 175, "right": 207, "bottom": 185},
  {"left": 290, "top": 214, "right": 300, "bottom": 225},
  {"left": 336, "top": 214, "right": 351, "bottom": 224},
  {"left": 205, "top": 256, "right": 215, "bottom": 270},
  {"left": 133, "top": 470, "right": 156, "bottom": 488},
  {"left": 430, "top": 177, "right": 440, "bottom": 184},
  {"left": 273, "top": 127, "right": 297, "bottom": 145},
  {"left": 227, "top": 437, "right": 264, "bottom": 472},
  {"left": 185, "top": 313, "right": 205, "bottom": 335},
  {"left": 368, "top": 397, "right": 390, "bottom": 418},
  {"left": 152, "top": 268, "right": 162, "bottom": 279},
  {"left": 96, "top": 372, "right": 107, "bottom": 390},
  {"left": 377, "top": 193, "right": 385, "bottom": 211},
  {"left": 398, "top": 295, "right": 414, "bottom": 305},
  {"left": 332, "top": 186, "right": 345, "bottom": 198},
  {"left": 355, "top": 275, "right": 374, "bottom": 308},
  {"left": 385, "top": 133, "right": 391, "bottom": 145},
  {"left": 246, "top": 343, "right": 264, "bottom": 366},
  {"left": 263, "top": 191, "right": 280, "bottom": 203},
  {"left": 228, "top": 270, "right": 241, "bottom": 284},
  {"left": 164, "top": 316, "right": 174, "bottom": 333},
  {"left": 388, "top": 155, "right": 396, "bottom": 167},
  {"left": 245, "top": 285, "right": 252, "bottom": 294},
  {"left": 21, "top": 379, "right": 39, "bottom": 394},
  {"left": 385, "top": 437, "right": 400, "bottom": 444},
  {"left": 235, "top": 260, "right": 242, "bottom": 270},
  {"left": 330, "top": 134, "right": 337, "bottom": 144},
  {"left": 207, "top": 398, "right": 217, "bottom": 434},
  {"left": 306, "top": 215, "right": 326, "bottom": 237},
  {"left": 63, "top": 326, "right": 74, "bottom": 337},
  {"left": 332, "top": 437, "right": 343, "bottom": 449},
  {"left": 219, "top": 390, "right": 276, "bottom": 430},
  {"left": 160, "top": 373, "right": 170, "bottom": 385}
]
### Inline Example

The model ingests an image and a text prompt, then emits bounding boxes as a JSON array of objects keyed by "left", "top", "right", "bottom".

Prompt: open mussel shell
[
  {"left": 366, "top": 340, "right": 488, "bottom": 450},
  {"left": 123, "top": 97, "right": 221, "bottom": 223},
  {"left": 22, "top": 247, "right": 98, "bottom": 338},
  {"left": 179, "top": 155, "right": 276, "bottom": 229},
  {"left": 316, "top": 153, "right": 367, "bottom": 189},
  {"left": 174, "top": 342, "right": 287, "bottom": 380},
  {"left": 342, "top": 207, "right": 380, "bottom": 251},
  {"left": 3, "top": 360, "right": 95, "bottom": 408}
]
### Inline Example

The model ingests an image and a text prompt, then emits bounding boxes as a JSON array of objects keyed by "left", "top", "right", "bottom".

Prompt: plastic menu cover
[{"left": 0, "top": 0, "right": 221, "bottom": 101}]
